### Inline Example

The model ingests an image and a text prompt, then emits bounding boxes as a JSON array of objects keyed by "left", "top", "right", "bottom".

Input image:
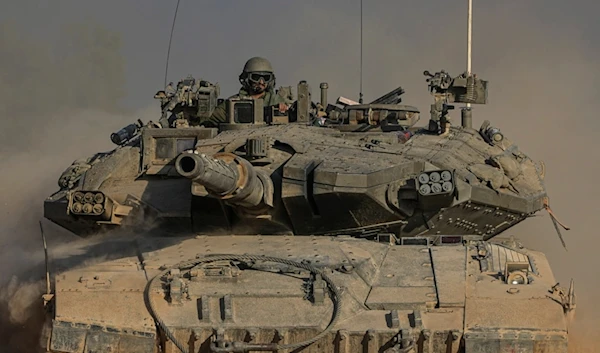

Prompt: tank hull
[{"left": 42, "top": 234, "right": 569, "bottom": 353}]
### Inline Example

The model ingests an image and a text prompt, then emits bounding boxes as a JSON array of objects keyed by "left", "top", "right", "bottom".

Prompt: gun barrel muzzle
[{"left": 175, "top": 153, "right": 238, "bottom": 195}]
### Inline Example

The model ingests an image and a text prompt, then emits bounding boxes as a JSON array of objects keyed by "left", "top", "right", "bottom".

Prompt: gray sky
[{"left": 4, "top": 0, "right": 598, "bottom": 110}]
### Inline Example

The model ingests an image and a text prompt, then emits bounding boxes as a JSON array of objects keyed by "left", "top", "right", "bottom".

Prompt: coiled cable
[{"left": 144, "top": 254, "right": 343, "bottom": 353}]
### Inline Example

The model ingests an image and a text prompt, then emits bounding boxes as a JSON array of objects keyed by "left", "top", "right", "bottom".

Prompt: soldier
[{"left": 203, "top": 57, "right": 289, "bottom": 127}]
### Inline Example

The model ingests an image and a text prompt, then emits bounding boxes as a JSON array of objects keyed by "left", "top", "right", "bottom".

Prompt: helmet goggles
[{"left": 248, "top": 72, "right": 274, "bottom": 84}]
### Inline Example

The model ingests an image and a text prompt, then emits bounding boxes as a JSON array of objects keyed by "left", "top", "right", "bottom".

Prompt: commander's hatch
[{"left": 141, "top": 127, "right": 217, "bottom": 176}]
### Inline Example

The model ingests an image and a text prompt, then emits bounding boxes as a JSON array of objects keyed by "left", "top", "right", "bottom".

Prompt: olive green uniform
[{"left": 203, "top": 88, "right": 286, "bottom": 127}]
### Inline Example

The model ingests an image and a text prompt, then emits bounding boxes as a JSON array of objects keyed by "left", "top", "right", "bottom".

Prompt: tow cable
[{"left": 144, "top": 254, "right": 343, "bottom": 353}]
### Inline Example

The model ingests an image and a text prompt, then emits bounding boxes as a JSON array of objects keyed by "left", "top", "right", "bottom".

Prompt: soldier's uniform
[{"left": 201, "top": 57, "right": 287, "bottom": 127}]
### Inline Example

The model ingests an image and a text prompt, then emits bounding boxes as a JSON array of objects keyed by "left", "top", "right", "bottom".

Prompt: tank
[{"left": 40, "top": 70, "right": 575, "bottom": 353}]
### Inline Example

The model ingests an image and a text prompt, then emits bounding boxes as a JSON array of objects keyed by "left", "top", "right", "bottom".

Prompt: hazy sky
[{"left": 4, "top": 0, "right": 598, "bottom": 111}]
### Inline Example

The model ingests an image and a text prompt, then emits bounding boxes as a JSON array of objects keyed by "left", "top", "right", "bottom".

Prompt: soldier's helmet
[{"left": 239, "top": 57, "right": 276, "bottom": 92}]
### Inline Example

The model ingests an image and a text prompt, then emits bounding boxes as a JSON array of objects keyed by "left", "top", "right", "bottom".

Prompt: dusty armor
[{"left": 41, "top": 68, "right": 575, "bottom": 353}]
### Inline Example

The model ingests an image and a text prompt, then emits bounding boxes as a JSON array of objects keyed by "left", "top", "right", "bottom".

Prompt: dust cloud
[
  {"left": 467, "top": 5, "right": 600, "bottom": 351},
  {"left": 0, "top": 21, "right": 155, "bottom": 353},
  {"left": 1, "top": 1, "right": 598, "bottom": 352}
]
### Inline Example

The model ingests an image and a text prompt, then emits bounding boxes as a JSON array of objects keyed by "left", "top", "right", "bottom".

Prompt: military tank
[{"left": 40, "top": 69, "right": 575, "bottom": 353}]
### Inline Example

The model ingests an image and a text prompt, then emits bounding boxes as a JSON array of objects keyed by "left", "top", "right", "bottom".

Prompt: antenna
[
  {"left": 39, "top": 221, "right": 50, "bottom": 295},
  {"left": 39, "top": 220, "right": 54, "bottom": 307},
  {"left": 164, "top": 0, "right": 182, "bottom": 88},
  {"left": 359, "top": 0, "right": 364, "bottom": 104},
  {"left": 461, "top": 0, "right": 474, "bottom": 128},
  {"left": 467, "top": 0, "right": 472, "bottom": 81}
]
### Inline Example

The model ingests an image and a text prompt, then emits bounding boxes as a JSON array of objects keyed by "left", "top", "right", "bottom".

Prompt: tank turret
[{"left": 43, "top": 71, "right": 552, "bottom": 240}]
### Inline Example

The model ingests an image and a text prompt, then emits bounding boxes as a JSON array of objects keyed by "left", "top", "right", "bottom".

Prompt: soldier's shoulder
[{"left": 274, "top": 86, "right": 294, "bottom": 104}]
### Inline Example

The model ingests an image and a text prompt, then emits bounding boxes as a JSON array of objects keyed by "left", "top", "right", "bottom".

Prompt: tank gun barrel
[
  {"left": 175, "top": 152, "right": 272, "bottom": 208},
  {"left": 176, "top": 153, "right": 238, "bottom": 194}
]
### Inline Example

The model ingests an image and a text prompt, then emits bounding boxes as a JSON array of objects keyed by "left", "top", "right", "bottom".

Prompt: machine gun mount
[{"left": 424, "top": 70, "right": 488, "bottom": 134}]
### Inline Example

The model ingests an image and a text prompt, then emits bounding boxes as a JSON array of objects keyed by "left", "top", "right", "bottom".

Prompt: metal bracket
[
  {"left": 190, "top": 260, "right": 241, "bottom": 280},
  {"left": 311, "top": 273, "right": 326, "bottom": 305},
  {"left": 168, "top": 269, "right": 185, "bottom": 305}
]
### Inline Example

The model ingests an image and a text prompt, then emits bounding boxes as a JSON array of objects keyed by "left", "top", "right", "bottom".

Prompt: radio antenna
[
  {"left": 164, "top": 0, "right": 181, "bottom": 88},
  {"left": 359, "top": 0, "right": 364, "bottom": 104},
  {"left": 461, "top": 0, "right": 474, "bottom": 128},
  {"left": 466, "top": 0, "right": 473, "bottom": 90}
]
